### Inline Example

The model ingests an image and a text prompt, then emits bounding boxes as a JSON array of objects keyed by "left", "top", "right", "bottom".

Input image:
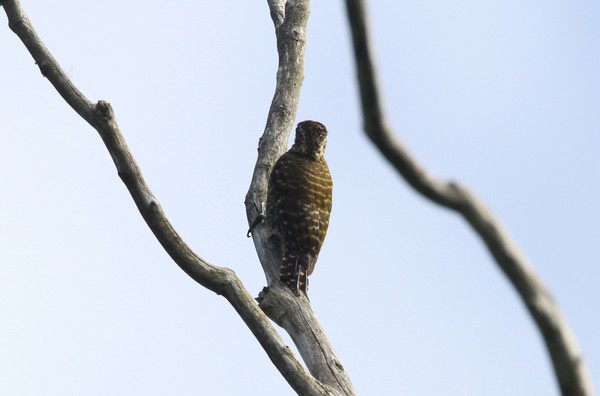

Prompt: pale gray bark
[
  {"left": 244, "top": 1, "right": 355, "bottom": 395},
  {"left": 1, "top": 0, "right": 343, "bottom": 395},
  {"left": 344, "top": 1, "right": 594, "bottom": 395}
]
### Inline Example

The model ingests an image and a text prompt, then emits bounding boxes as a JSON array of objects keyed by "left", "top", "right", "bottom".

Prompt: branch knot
[{"left": 95, "top": 100, "right": 114, "bottom": 121}]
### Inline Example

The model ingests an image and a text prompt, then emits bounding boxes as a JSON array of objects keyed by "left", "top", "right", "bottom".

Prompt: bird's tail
[{"left": 279, "top": 254, "right": 308, "bottom": 296}]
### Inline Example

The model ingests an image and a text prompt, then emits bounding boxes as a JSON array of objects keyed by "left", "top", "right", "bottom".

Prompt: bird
[{"left": 266, "top": 120, "right": 333, "bottom": 296}]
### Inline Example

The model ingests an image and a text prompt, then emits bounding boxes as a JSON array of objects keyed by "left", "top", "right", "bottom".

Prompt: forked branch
[
  {"left": 1, "top": 0, "right": 334, "bottom": 394},
  {"left": 344, "top": 1, "right": 593, "bottom": 395}
]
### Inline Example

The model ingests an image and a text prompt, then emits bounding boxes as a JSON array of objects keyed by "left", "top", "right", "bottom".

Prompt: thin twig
[
  {"left": 344, "top": 1, "right": 594, "bottom": 395},
  {"left": 1, "top": 1, "right": 330, "bottom": 394}
]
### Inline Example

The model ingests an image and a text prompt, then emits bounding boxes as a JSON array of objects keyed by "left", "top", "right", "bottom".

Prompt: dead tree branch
[
  {"left": 1, "top": 0, "right": 336, "bottom": 394},
  {"left": 344, "top": 1, "right": 594, "bottom": 395},
  {"left": 244, "top": 1, "right": 355, "bottom": 395}
]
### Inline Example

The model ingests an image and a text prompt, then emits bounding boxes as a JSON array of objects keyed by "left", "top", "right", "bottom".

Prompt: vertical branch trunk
[{"left": 245, "top": 1, "right": 356, "bottom": 395}]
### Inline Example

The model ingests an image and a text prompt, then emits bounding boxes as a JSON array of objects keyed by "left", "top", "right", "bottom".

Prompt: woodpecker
[{"left": 266, "top": 120, "right": 332, "bottom": 296}]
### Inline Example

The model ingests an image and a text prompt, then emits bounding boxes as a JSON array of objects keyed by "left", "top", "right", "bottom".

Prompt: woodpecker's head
[{"left": 291, "top": 120, "right": 328, "bottom": 159}]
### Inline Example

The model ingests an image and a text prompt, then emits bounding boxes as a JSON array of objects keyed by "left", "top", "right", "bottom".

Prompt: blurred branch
[
  {"left": 243, "top": 1, "right": 355, "bottom": 395},
  {"left": 344, "top": 1, "right": 594, "bottom": 395},
  {"left": 1, "top": 0, "right": 332, "bottom": 394}
]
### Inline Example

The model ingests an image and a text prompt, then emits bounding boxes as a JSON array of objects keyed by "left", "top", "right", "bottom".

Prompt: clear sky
[{"left": 1, "top": 1, "right": 599, "bottom": 395}]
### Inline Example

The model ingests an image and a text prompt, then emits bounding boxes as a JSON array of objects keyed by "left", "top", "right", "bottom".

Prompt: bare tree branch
[
  {"left": 259, "top": 287, "right": 354, "bottom": 396},
  {"left": 244, "top": 1, "right": 355, "bottom": 395},
  {"left": 344, "top": 1, "right": 594, "bottom": 395},
  {"left": 267, "top": 0, "right": 285, "bottom": 30},
  {"left": 246, "top": 0, "right": 309, "bottom": 285},
  {"left": 0, "top": 1, "right": 336, "bottom": 394}
]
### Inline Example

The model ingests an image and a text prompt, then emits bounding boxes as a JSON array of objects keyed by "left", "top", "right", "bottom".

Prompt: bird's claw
[{"left": 247, "top": 214, "right": 265, "bottom": 237}]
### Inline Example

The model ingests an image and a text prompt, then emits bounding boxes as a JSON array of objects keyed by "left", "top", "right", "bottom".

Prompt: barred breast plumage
[{"left": 266, "top": 120, "right": 333, "bottom": 296}]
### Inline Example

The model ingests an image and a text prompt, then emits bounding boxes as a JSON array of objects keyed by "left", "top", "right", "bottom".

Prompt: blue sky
[{"left": 1, "top": 1, "right": 599, "bottom": 395}]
